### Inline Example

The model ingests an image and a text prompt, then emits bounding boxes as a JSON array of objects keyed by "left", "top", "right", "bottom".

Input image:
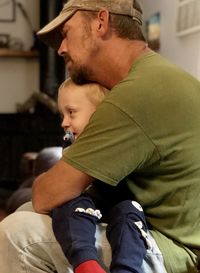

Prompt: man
[{"left": 0, "top": 0, "right": 200, "bottom": 272}]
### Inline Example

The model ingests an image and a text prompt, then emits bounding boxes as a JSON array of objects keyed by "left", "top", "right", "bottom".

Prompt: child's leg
[
  {"left": 52, "top": 194, "right": 107, "bottom": 273},
  {"left": 106, "top": 200, "right": 148, "bottom": 273}
]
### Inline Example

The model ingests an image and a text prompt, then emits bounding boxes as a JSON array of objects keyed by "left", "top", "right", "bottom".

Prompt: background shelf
[{"left": 0, "top": 49, "right": 39, "bottom": 58}]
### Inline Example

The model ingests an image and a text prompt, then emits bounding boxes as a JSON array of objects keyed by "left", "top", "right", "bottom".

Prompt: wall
[
  {"left": 0, "top": 1, "right": 200, "bottom": 112},
  {"left": 140, "top": 0, "right": 200, "bottom": 80},
  {"left": 0, "top": 0, "right": 40, "bottom": 113}
]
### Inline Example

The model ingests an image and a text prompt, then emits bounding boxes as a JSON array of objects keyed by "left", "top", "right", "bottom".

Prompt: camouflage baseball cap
[{"left": 37, "top": 0, "right": 143, "bottom": 50}]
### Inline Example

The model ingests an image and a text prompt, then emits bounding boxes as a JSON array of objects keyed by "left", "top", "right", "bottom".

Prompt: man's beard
[
  {"left": 64, "top": 43, "right": 98, "bottom": 85},
  {"left": 69, "top": 64, "right": 94, "bottom": 85}
]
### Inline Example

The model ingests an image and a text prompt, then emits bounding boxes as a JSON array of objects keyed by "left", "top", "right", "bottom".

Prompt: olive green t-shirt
[{"left": 62, "top": 51, "right": 200, "bottom": 272}]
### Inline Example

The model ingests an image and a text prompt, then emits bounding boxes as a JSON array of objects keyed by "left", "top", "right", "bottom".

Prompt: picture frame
[
  {"left": 146, "top": 12, "right": 161, "bottom": 51},
  {"left": 0, "top": 34, "right": 9, "bottom": 48},
  {"left": 0, "top": 0, "right": 16, "bottom": 22}
]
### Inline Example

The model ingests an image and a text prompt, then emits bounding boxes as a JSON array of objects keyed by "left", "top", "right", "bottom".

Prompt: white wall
[
  {"left": 140, "top": 0, "right": 200, "bottom": 80},
  {"left": 0, "top": 0, "right": 40, "bottom": 113},
  {"left": 0, "top": 1, "right": 200, "bottom": 112}
]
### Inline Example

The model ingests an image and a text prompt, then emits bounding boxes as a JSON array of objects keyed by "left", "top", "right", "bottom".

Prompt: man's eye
[
  {"left": 64, "top": 30, "right": 68, "bottom": 38},
  {"left": 61, "top": 29, "right": 68, "bottom": 39}
]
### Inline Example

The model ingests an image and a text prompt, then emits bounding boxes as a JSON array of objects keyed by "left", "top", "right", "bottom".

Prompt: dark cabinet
[{"left": 0, "top": 113, "right": 62, "bottom": 189}]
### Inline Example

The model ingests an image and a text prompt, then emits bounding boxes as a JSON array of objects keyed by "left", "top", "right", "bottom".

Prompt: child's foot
[{"left": 75, "top": 260, "right": 107, "bottom": 273}]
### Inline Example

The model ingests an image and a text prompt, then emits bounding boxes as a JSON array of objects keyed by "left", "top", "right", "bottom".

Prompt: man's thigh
[
  {"left": 0, "top": 202, "right": 71, "bottom": 273},
  {"left": 141, "top": 232, "right": 167, "bottom": 273}
]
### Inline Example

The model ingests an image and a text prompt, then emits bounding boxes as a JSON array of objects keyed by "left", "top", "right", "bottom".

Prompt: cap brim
[{"left": 37, "top": 9, "right": 76, "bottom": 50}]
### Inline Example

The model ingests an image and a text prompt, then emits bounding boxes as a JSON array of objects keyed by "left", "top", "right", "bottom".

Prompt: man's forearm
[{"left": 32, "top": 159, "right": 94, "bottom": 214}]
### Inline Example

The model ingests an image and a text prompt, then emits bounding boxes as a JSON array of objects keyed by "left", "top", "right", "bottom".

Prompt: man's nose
[{"left": 57, "top": 39, "right": 67, "bottom": 56}]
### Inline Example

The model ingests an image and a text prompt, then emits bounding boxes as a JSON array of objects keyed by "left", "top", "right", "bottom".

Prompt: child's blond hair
[{"left": 58, "top": 78, "right": 109, "bottom": 107}]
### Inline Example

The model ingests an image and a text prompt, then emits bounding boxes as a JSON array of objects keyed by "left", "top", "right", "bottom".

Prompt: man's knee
[
  {"left": 0, "top": 212, "right": 28, "bottom": 249},
  {"left": 0, "top": 210, "right": 53, "bottom": 248}
]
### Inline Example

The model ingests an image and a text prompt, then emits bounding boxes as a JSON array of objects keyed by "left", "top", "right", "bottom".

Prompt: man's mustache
[{"left": 63, "top": 54, "right": 72, "bottom": 63}]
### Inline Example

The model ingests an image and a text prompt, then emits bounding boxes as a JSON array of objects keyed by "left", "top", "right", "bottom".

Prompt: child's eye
[{"left": 68, "top": 108, "right": 77, "bottom": 116}]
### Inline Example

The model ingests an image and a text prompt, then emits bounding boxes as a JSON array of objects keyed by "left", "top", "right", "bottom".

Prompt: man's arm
[{"left": 32, "top": 159, "right": 94, "bottom": 214}]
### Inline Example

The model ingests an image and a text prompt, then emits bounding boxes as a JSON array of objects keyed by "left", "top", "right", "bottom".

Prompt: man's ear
[{"left": 96, "top": 9, "right": 110, "bottom": 37}]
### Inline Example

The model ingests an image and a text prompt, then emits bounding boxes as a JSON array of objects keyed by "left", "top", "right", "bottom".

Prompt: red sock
[{"left": 74, "top": 260, "right": 107, "bottom": 273}]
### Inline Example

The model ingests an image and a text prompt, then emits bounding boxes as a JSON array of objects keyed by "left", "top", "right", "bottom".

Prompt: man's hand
[{"left": 32, "top": 159, "right": 94, "bottom": 214}]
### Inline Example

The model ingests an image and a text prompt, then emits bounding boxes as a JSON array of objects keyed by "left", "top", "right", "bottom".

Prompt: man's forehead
[
  {"left": 59, "top": 21, "right": 69, "bottom": 34},
  {"left": 60, "top": 10, "right": 83, "bottom": 30},
  {"left": 58, "top": 15, "right": 74, "bottom": 36}
]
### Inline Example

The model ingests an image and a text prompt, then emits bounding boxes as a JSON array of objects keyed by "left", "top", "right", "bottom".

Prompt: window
[{"left": 176, "top": 0, "right": 200, "bottom": 36}]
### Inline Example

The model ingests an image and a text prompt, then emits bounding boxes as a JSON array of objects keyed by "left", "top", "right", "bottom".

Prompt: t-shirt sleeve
[{"left": 62, "top": 101, "right": 159, "bottom": 186}]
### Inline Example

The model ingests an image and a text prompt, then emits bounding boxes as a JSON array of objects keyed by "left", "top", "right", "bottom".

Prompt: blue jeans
[{"left": 0, "top": 202, "right": 167, "bottom": 273}]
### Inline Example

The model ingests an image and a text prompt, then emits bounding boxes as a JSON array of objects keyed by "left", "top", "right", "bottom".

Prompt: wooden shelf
[{"left": 0, "top": 49, "right": 39, "bottom": 58}]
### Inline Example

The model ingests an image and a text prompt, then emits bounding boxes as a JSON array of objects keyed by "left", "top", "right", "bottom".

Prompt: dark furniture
[
  {"left": 6, "top": 146, "right": 63, "bottom": 214},
  {"left": 0, "top": 113, "right": 62, "bottom": 190}
]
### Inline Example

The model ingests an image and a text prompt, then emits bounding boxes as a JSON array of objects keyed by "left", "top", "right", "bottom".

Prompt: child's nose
[{"left": 61, "top": 116, "right": 70, "bottom": 129}]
